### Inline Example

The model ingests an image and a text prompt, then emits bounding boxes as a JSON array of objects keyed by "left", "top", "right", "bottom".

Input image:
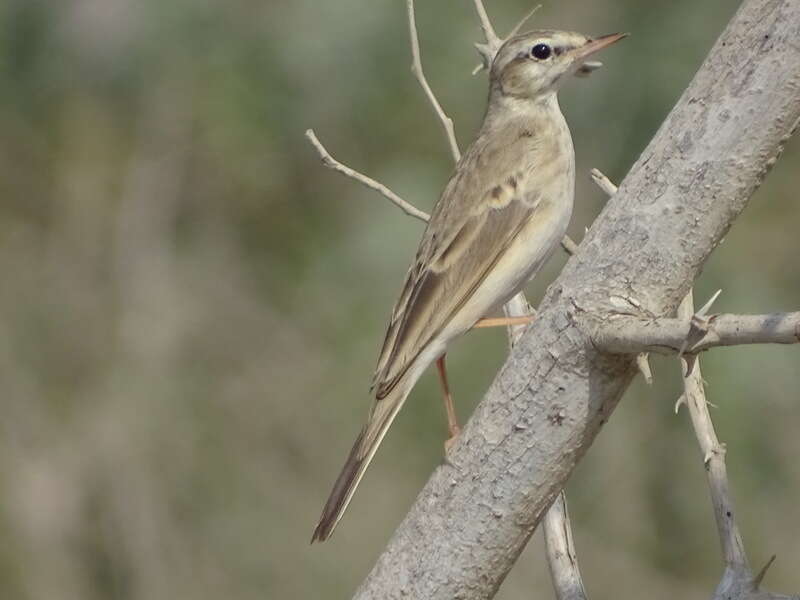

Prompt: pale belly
[{"left": 440, "top": 195, "right": 572, "bottom": 343}]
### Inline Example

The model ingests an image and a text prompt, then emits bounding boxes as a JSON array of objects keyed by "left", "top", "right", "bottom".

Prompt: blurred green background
[{"left": 0, "top": 0, "right": 797, "bottom": 598}]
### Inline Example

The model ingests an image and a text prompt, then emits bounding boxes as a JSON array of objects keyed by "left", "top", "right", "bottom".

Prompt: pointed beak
[{"left": 571, "top": 32, "right": 628, "bottom": 62}]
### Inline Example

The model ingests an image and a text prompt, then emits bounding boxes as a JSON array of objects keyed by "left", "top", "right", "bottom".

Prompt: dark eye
[{"left": 530, "top": 43, "right": 551, "bottom": 60}]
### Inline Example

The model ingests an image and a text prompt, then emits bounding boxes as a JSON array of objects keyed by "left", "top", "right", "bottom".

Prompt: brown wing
[{"left": 371, "top": 132, "right": 546, "bottom": 399}]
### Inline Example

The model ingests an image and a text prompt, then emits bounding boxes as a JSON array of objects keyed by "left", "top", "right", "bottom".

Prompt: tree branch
[
  {"left": 406, "top": 0, "right": 461, "bottom": 162},
  {"left": 677, "top": 293, "right": 796, "bottom": 600},
  {"left": 471, "top": 0, "right": 503, "bottom": 66},
  {"left": 354, "top": 0, "right": 800, "bottom": 597},
  {"left": 592, "top": 311, "right": 800, "bottom": 355},
  {"left": 304, "top": 129, "right": 429, "bottom": 222},
  {"left": 678, "top": 295, "right": 748, "bottom": 571},
  {"left": 543, "top": 492, "right": 588, "bottom": 600},
  {"left": 588, "top": 168, "right": 653, "bottom": 385}
]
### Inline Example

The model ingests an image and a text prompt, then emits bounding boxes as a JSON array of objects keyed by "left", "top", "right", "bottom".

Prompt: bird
[{"left": 312, "top": 29, "right": 627, "bottom": 543}]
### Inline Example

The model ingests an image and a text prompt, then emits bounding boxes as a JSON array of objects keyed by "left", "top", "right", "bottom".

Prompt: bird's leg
[
  {"left": 436, "top": 355, "right": 461, "bottom": 453},
  {"left": 472, "top": 315, "right": 535, "bottom": 329},
  {"left": 437, "top": 314, "right": 534, "bottom": 454}
]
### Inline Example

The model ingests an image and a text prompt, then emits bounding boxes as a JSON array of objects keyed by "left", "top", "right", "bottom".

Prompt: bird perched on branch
[{"left": 312, "top": 29, "right": 626, "bottom": 542}]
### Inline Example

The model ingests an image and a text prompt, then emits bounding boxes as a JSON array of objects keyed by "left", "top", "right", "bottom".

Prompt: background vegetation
[{"left": 0, "top": 0, "right": 797, "bottom": 598}]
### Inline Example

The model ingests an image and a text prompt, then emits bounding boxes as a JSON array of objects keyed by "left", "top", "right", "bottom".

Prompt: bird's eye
[{"left": 530, "top": 43, "right": 551, "bottom": 60}]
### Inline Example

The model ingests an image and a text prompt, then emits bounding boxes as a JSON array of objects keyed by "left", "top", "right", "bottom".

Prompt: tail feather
[{"left": 311, "top": 385, "right": 411, "bottom": 543}]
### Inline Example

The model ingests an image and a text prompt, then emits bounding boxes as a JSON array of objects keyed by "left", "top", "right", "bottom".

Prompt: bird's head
[{"left": 490, "top": 30, "right": 627, "bottom": 100}]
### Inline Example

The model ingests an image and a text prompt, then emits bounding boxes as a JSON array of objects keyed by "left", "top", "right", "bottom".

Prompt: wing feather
[{"left": 373, "top": 184, "right": 539, "bottom": 398}]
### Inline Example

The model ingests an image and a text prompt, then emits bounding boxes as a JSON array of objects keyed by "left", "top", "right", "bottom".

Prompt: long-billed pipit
[{"left": 312, "top": 29, "right": 626, "bottom": 542}]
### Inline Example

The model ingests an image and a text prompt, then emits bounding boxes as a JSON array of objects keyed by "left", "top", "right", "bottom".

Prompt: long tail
[{"left": 311, "top": 382, "right": 412, "bottom": 542}]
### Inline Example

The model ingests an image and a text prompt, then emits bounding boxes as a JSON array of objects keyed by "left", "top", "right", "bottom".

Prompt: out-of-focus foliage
[{"left": 0, "top": 0, "right": 796, "bottom": 598}]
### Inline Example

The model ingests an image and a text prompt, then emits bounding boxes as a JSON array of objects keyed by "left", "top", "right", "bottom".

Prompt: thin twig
[
  {"left": 305, "top": 129, "right": 430, "bottom": 222},
  {"left": 407, "top": 0, "right": 461, "bottom": 163},
  {"left": 561, "top": 235, "right": 579, "bottom": 256},
  {"left": 673, "top": 294, "right": 792, "bottom": 598},
  {"left": 502, "top": 292, "right": 533, "bottom": 350},
  {"left": 543, "top": 492, "right": 589, "bottom": 600},
  {"left": 472, "top": 2, "right": 542, "bottom": 73},
  {"left": 471, "top": 0, "right": 502, "bottom": 54},
  {"left": 590, "top": 167, "right": 618, "bottom": 196},
  {"left": 678, "top": 292, "right": 750, "bottom": 572},
  {"left": 508, "top": 4, "right": 542, "bottom": 39}
]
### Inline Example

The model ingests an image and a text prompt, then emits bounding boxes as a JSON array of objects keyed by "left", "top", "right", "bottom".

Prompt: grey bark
[{"left": 353, "top": 0, "right": 800, "bottom": 598}]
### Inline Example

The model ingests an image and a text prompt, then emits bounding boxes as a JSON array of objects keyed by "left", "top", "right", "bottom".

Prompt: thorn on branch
[
  {"left": 674, "top": 393, "right": 686, "bottom": 414},
  {"left": 754, "top": 555, "right": 777, "bottom": 588},
  {"left": 698, "top": 289, "right": 723, "bottom": 317},
  {"left": 636, "top": 353, "right": 653, "bottom": 384}
]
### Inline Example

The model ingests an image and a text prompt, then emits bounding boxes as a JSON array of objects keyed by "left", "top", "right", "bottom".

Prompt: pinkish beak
[{"left": 571, "top": 32, "right": 628, "bottom": 62}]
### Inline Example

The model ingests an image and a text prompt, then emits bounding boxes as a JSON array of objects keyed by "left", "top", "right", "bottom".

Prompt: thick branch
[
  {"left": 589, "top": 168, "right": 652, "bottom": 385},
  {"left": 593, "top": 311, "right": 800, "bottom": 355},
  {"left": 354, "top": 0, "right": 800, "bottom": 597}
]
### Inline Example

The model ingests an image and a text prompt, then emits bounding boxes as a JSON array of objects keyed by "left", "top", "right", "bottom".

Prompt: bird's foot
[{"left": 444, "top": 425, "right": 462, "bottom": 455}]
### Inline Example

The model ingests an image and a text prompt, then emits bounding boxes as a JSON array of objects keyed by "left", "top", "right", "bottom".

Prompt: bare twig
[
  {"left": 471, "top": 0, "right": 502, "bottom": 57},
  {"left": 679, "top": 292, "right": 749, "bottom": 569},
  {"left": 508, "top": 4, "right": 542, "bottom": 39},
  {"left": 543, "top": 492, "right": 589, "bottom": 600},
  {"left": 675, "top": 296, "right": 796, "bottom": 600},
  {"left": 592, "top": 311, "right": 800, "bottom": 355},
  {"left": 561, "top": 235, "right": 579, "bottom": 256},
  {"left": 590, "top": 167, "right": 618, "bottom": 196},
  {"left": 407, "top": 0, "right": 461, "bottom": 162},
  {"left": 676, "top": 293, "right": 761, "bottom": 599},
  {"left": 305, "top": 129, "right": 430, "bottom": 222}
]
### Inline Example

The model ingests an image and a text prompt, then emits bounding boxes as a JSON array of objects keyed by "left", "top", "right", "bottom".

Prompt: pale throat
[{"left": 484, "top": 90, "right": 570, "bottom": 139}]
